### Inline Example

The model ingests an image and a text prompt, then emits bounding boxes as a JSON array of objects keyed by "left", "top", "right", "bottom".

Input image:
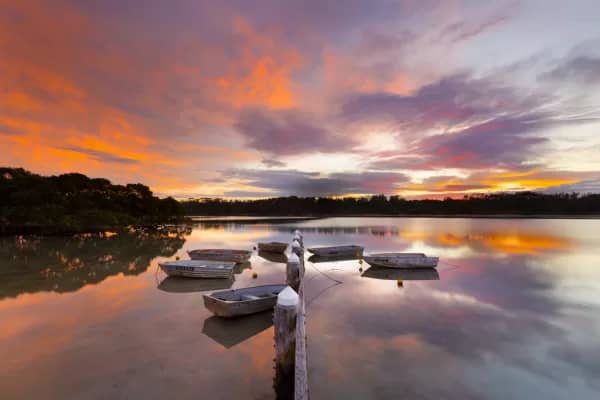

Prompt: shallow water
[{"left": 1, "top": 218, "right": 599, "bottom": 399}]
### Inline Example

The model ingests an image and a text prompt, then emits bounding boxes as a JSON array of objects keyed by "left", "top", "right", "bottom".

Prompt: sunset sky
[{"left": 1, "top": 0, "right": 600, "bottom": 199}]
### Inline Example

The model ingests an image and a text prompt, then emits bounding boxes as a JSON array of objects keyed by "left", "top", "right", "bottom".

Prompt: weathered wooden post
[
  {"left": 274, "top": 286, "right": 299, "bottom": 400},
  {"left": 292, "top": 238, "right": 305, "bottom": 277},
  {"left": 286, "top": 252, "right": 301, "bottom": 292}
]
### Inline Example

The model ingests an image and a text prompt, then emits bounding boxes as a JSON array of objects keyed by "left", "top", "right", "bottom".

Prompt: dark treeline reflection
[
  {"left": 0, "top": 227, "right": 190, "bottom": 298},
  {"left": 183, "top": 192, "right": 600, "bottom": 216}
]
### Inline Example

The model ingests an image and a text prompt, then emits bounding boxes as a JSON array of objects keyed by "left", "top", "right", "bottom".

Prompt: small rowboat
[
  {"left": 203, "top": 284, "right": 287, "bottom": 317},
  {"left": 257, "top": 242, "right": 288, "bottom": 253},
  {"left": 306, "top": 245, "right": 364, "bottom": 257},
  {"left": 363, "top": 253, "right": 439, "bottom": 269},
  {"left": 187, "top": 249, "right": 252, "bottom": 263},
  {"left": 159, "top": 260, "right": 234, "bottom": 279}
]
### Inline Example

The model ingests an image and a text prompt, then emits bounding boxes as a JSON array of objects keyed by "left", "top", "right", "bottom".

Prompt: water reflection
[
  {"left": 157, "top": 276, "right": 234, "bottom": 293},
  {"left": 258, "top": 220, "right": 575, "bottom": 257},
  {"left": 258, "top": 250, "right": 288, "bottom": 263},
  {"left": 308, "top": 254, "right": 363, "bottom": 263},
  {"left": 234, "top": 261, "right": 253, "bottom": 274},
  {"left": 202, "top": 311, "right": 274, "bottom": 349},
  {"left": 361, "top": 267, "right": 440, "bottom": 281},
  {"left": 0, "top": 227, "right": 189, "bottom": 298},
  {"left": 1, "top": 218, "right": 599, "bottom": 399}
]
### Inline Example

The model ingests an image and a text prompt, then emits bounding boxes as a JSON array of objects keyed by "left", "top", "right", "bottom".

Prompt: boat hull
[
  {"left": 159, "top": 261, "right": 234, "bottom": 279},
  {"left": 363, "top": 255, "right": 439, "bottom": 269},
  {"left": 203, "top": 284, "right": 287, "bottom": 317},
  {"left": 188, "top": 249, "right": 252, "bottom": 263},
  {"left": 257, "top": 242, "right": 288, "bottom": 253},
  {"left": 306, "top": 245, "right": 364, "bottom": 257}
]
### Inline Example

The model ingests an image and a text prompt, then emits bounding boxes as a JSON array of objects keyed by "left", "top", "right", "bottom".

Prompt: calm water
[{"left": 1, "top": 218, "right": 599, "bottom": 399}]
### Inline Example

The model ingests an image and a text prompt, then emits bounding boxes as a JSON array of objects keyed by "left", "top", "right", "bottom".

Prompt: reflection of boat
[
  {"left": 364, "top": 253, "right": 438, "bottom": 268},
  {"left": 159, "top": 260, "right": 234, "bottom": 278},
  {"left": 203, "top": 284, "right": 287, "bottom": 317},
  {"left": 187, "top": 249, "right": 252, "bottom": 263},
  {"left": 202, "top": 311, "right": 274, "bottom": 348},
  {"left": 233, "top": 261, "right": 252, "bottom": 274},
  {"left": 308, "top": 254, "right": 362, "bottom": 263},
  {"left": 258, "top": 250, "right": 288, "bottom": 263},
  {"left": 307, "top": 245, "right": 364, "bottom": 257},
  {"left": 258, "top": 242, "right": 288, "bottom": 253},
  {"left": 158, "top": 276, "right": 234, "bottom": 293},
  {"left": 361, "top": 267, "right": 440, "bottom": 281}
]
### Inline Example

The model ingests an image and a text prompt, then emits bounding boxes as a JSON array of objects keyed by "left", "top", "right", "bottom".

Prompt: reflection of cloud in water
[
  {"left": 239, "top": 220, "right": 575, "bottom": 257},
  {"left": 308, "top": 253, "right": 599, "bottom": 398},
  {"left": 185, "top": 226, "right": 271, "bottom": 247}
]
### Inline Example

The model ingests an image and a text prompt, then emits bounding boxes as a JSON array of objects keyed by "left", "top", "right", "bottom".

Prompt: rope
[
  {"left": 307, "top": 261, "right": 344, "bottom": 284},
  {"left": 302, "top": 258, "right": 345, "bottom": 308},
  {"left": 305, "top": 280, "right": 342, "bottom": 308},
  {"left": 438, "top": 260, "right": 467, "bottom": 271}
]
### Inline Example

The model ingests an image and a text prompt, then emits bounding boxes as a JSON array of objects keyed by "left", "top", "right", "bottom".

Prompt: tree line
[
  {"left": 0, "top": 167, "right": 183, "bottom": 234},
  {"left": 181, "top": 192, "right": 600, "bottom": 216},
  {"left": 2, "top": 167, "right": 598, "bottom": 235}
]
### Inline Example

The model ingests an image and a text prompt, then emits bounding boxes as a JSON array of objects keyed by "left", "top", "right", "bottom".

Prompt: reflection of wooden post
[
  {"left": 286, "top": 253, "right": 301, "bottom": 292},
  {"left": 291, "top": 239, "right": 302, "bottom": 257},
  {"left": 293, "top": 230, "right": 303, "bottom": 247},
  {"left": 274, "top": 286, "right": 299, "bottom": 400}
]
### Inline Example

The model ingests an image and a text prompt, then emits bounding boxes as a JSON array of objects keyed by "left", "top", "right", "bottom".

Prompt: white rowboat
[
  {"left": 363, "top": 253, "right": 439, "bottom": 269},
  {"left": 306, "top": 245, "right": 364, "bottom": 257},
  {"left": 159, "top": 260, "right": 235, "bottom": 279},
  {"left": 203, "top": 284, "right": 287, "bottom": 317},
  {"left": 187, "top": 249, "right": 252, "bottom": 263}
]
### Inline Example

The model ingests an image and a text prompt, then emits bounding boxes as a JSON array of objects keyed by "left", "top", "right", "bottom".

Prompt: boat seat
[{"left": 241, "top": 294, "right": 261, "bottom": 301}]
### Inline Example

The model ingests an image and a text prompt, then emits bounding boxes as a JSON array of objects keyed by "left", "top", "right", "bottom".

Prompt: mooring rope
[
  {"left": 302, "top": 260, "right": 345, "bottom": 308},
  {"left": 306, "top": 261, "right": 344, "bottom": 285},
  {"left": 437, "top": 260, "right": 467, "bottom": 271}
]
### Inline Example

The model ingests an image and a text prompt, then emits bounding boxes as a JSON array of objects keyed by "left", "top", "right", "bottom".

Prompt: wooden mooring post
[
  {"left": 274, "top": 233, "right": 308, "bottom": 400},
  {"left": 274, "top": 286, "right": 299, "bottom": 399},
  {"left": 286, "top": 252, "right": 301, "bottom": 292}
]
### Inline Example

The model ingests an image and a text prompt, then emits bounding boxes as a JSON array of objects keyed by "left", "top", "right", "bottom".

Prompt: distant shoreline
[{"left": 188, "top": 214, "right": 600, "bottom": 222}]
